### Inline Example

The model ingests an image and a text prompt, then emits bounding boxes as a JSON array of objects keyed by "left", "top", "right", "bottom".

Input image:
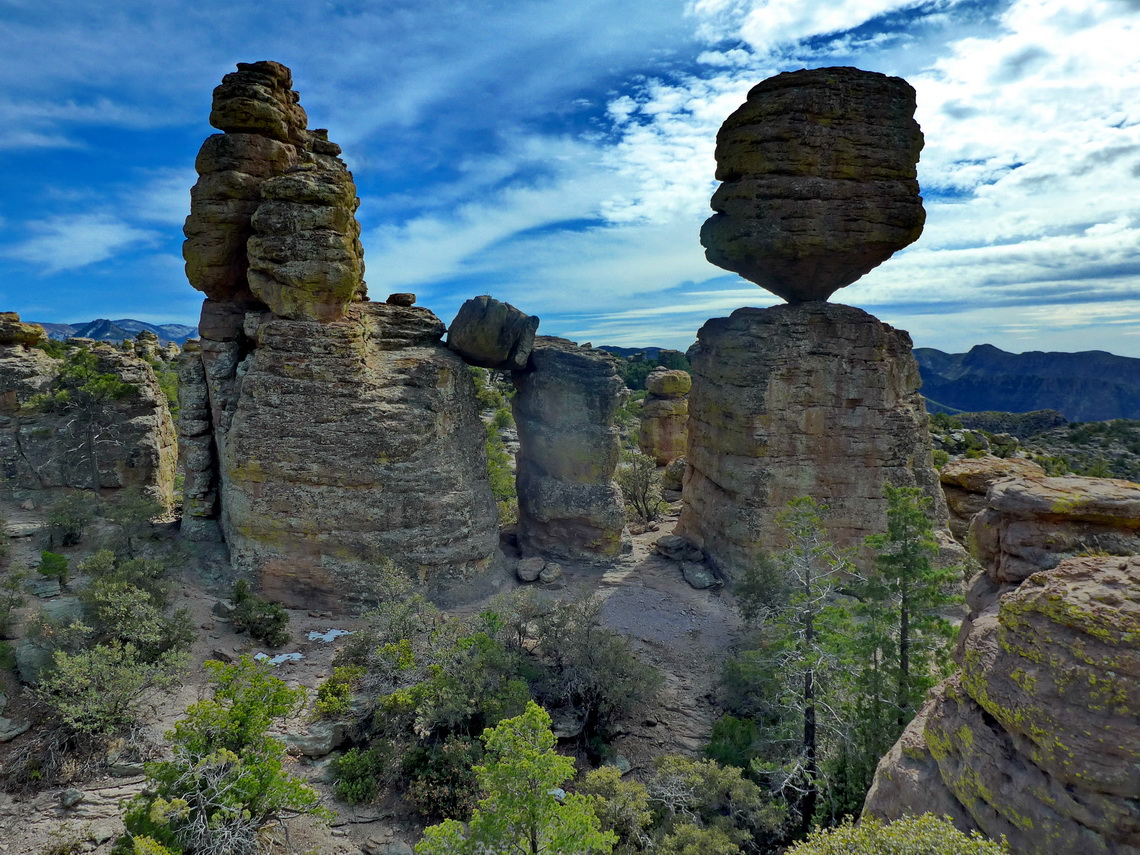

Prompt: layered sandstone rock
[
  {"left": 179, "top": 63, "right": 500, "bottom": 606},
  {"left": 701, "top": 67, "right": 925, "bottom": 303},
  {"left": 865, "top": 553, "right": 1140, "bottom": 854},
  {"left": 448, "top": 295, "right": 539, "bottom": 371},
  {"left": 513, "top": 337, "right": 628, "bottom": 563},
  {"left": 0, "top": 333, "right": 176, "bottom": 505},
  {"left": 638, "top": 368, "right": 690, "bottom": 465},
  {"left": 970, "top": 474, "right": 1140, "bottom": 583},
  {"left": 939, "top": 456, "right": 1046, "bottom": 543},
  {"left": 0, "top": 312, "right": 46, "bottom": 347},
  {"left": 677, "top": 302, "right": 945, "bottom": 579}
]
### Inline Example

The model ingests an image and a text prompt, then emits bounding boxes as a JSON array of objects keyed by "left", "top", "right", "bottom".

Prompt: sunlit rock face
[
  {"left": 700, "top": 66, "right": 925, "bottom": 303},
  {"left": 676, "top": 302, "right": 946, "bottom": 580},
  {"left": 178, "top": 63, "right": 499, "bottom": 608},
  {"left": 512, "top": 337, "right": 629, "bottom": 564},
  {"left": 638, "top": 368, "right": 690, "bottom": 466},
  {"left": 865, "top": 544, "right": 1140, "bottom": 854}
]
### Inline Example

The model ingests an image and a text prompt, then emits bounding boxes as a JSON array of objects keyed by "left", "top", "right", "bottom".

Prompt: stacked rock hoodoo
[
  {"left": 638, "top": 368, "right": 690, "bottom": 466},
  {"left": 179, "top": 63, "right": 499, "bottom": 608},
  {"left": 678, "top": 67, "right": 944, "bottom": 578},
  {"left": 512, "top": 337, "right": 629, "bottom": 563},
  {"left": 700, "top": 67, "right": 925, "bottom": 303},
  {"left": 864, "top": 475, "right": 1140, "bottom": 854}
]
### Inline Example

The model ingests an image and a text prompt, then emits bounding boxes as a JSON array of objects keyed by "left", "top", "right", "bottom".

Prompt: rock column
[
  {"left": 512, "top": 337, "right": 628, "bottom": 563},
  {"left": 638, "top": 368, "right": 690, "bottom": 465}
]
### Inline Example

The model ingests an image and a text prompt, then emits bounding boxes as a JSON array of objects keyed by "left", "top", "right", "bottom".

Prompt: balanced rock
[
  {"left": 677, "top": 302, "right": 946, "bottom": 579},
  {"left": 969, "top": 474, "right": 1140, "bottom": 583},
  {"left": 0, "top": 312, "right": 45, "bottom": 346},
  {"left": 865, "top": 554, "right": 1140, "bottom": 854},
  {"left": 513, "top": 337, "right": 628, "bottom": 563},
  {"left": 939, "top": 456, "right": 1046, "bottom": 543},
  {"left": 638, "top": 368, "right": 690, "bottom": 465},
  {"left": 701, "top": 67, "right": 925, "bottom": 302},
  {"left": 448, "top": 295, "right": 539, "bottom": 371}
]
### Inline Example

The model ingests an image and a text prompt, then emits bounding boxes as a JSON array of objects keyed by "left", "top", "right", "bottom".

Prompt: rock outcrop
[
  {"left": 866, "top": 552, "right": 1140, "bottom": 854},
  {"left": 0, "top": 312, "right": 46, "bottom": 347},
  {"left": 677, "top": 302, "right": 945, "bottom": 579},
  {"left": 0, "top": 327, "right": 176, "bottom": 505},
  {"left": 939, "top": 456, "right": 1046, "bottom": 543},
  {"left": 178, "top": 63, "right": 500, "bottom": 607},
  {"left": 969, "top": 474, "right": 1140, "bottom": 583},
  {"left": 448, "top": 295, "right": 539, "bottom": 371},
  {"left": 865, "top": 471, "right": 1140, "bottom": 854},
  {"left": 638, "top": 368, "right": 689, "bottom": 465},
  {"left": 512, "top": 337, "right": 628, "bottom": 563},
  {"left": 701, "top": 67, "right": 925, "bottom": 303}
]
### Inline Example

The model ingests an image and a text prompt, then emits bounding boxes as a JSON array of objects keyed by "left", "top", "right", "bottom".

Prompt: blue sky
[{"left": 1, "top": 0, "right": 1138, "bottom": 355}]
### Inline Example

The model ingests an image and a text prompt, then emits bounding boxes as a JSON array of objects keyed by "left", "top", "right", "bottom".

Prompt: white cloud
[{"left": 2, "top": 214, "right": 157, "bottom": 273}]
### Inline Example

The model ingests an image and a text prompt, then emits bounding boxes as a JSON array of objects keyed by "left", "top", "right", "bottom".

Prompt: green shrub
[
  {"left": 45, "top": 493, "right": 98, "bottom": 547},
  {"left": 615, "top": 450, "right": 665, "bottom": 524},
  {"left": 315, "top": 664, "right": 365, "bottom": 718},
  {"left": 705, "top": 715, "right": 760, "bottom": 771},
  {"left": 403, "top": 736, "right": 484, "bottom": 820},
  {"left": 331, "top": 742, "right": 394, "bottom": 804},
  {"left": 103, "top": 488, "right": 164, "bottom": 556},
  {"left": 785, "top": 814, "right": 1009, "bottom": 854},
  {"left": 0, "top": 569, "right": 28, "bottom": 637},
  {"left": 37, "top": 551, "right": 70, "bottom": 586},
  {"left": 231, "top": 579, "right": 290, "bottom": 647}
]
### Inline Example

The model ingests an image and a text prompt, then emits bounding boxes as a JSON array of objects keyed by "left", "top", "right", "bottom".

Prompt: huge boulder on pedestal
[
  {"left": 676, "top": 302, "right": 945, "bottom": 579},
  {"left": 512, "top": 337, "right": 628, "bottom": 563},
  {"left": 701, "top": 66, "right": 925, "bottom": 303}
]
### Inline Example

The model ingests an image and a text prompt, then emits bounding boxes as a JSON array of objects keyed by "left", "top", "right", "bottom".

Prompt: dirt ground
[{"left": 0, "top": 497, "right": 742, "bottom": 855}]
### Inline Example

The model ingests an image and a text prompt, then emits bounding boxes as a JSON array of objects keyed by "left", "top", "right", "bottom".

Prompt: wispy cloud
[{"left": 2, "top": 214, "right": 158, "bottom": 273}]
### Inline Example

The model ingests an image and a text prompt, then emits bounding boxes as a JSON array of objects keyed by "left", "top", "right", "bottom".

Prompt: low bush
[
  {"left": 785, "top": 814, "right": 1009, "bottom": 854},
  {"left": 403, "top": 735, "right": 484, "bottom": 820},
  {"left": 37, "top": 551, "right": 70, "bottom": 586},
  {"left": 331, "top": 742, "right": 395, "bottom": 804},
  {"left": 231, "top": 579, "right": 290, "bottom": 647},
  {"left": 315, "top": 664, "right": 365, "bottom": 719},
  {"left": 45, "top": 493, "right": 98, "bottom": 547}
]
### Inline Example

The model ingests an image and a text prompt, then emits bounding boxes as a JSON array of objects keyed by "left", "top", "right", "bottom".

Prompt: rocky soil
[{"left": 0, "top": 498, "right": 740, "bottom": 855}]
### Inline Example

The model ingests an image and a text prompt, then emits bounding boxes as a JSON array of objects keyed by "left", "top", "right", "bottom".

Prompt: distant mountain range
[
  {"left": 916, "top": 344, "right": 1140, "bottom": 422},
  {"left": 33, "top": 318, "right": 199, "bottom": 345}
]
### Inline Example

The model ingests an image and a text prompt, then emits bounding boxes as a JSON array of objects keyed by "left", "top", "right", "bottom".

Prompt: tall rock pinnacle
[{"left": 700, "top": 66, "right": 925, "bottom": 302}]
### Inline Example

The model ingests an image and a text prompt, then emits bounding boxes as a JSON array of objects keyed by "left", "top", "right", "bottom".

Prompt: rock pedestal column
[
  {"left": 677, "top": 302, "right": 945, "bottom": 579},
  {"left": 638, "top": 368, "right": 690, "bottom": 466},
  {"left": 512, "top": 337, "right": 628, "bottom": 563}
]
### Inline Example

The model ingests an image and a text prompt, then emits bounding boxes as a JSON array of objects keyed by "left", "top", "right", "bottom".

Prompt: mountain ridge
[{"left": 31, "top": 318, "right": 198, "bottom": 344}]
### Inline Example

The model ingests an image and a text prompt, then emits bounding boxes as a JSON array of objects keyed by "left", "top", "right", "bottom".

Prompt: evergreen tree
[{"left": 417, "top": 701, "right": 616, "bottom": 855}]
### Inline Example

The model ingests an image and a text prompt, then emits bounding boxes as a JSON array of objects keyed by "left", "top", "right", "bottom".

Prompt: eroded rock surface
[
  {"left": 638, "top": 368, "right": 690, "bottom": 466},
  {"left": 448, "top": 295, "right": 539, "bottom": 371},
  {"left": 865, "top": 554, "right": 1140, "bottom": 855},
  {"left": 677, "top": 302, "right": 945, "bottom": 579},
  {"left": 970, "top": 474, "right": 1140, "bottom": 583},
  {"left": 513, "top": 337, "right": 628, "bottom": 563},
  {"left": 178, "top": 64, "right": 500, "bottom": 606},
  {"left": 939, "top": 456, "right": 1046, "bottom": 543},
  {"left": 0, "top": 330, "right": 176, "bottom": 505},
  {"left": 701, "top": 66, "right": 925, "bottom": 303}
]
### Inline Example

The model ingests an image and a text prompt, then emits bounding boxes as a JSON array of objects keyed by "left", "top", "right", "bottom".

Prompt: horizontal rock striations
[
  {"left": 513, "top": 337, "right": 629, "bottom": 563},
  {"left": 939, "top": 456, "right": 1046, "bottom": 544},
  {"left": 638, "top": 368, "right": 690, "bottom": 466},
  {"left": 701, "top": 67, "right": 924, "bottom": 303},
  {"left": 178, "top": 63, "right": 500, "bottom": 607},
  {"left": 676, "top": 302, "right": 946, "bottom": 578}
]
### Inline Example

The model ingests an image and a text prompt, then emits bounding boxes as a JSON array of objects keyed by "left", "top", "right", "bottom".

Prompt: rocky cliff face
[
  {"left": 179, "top": 63, "right": 500, "bottom": 607},
  {"left": 513, "top": 337, "right": 628, "bottom": 563},
  {"left": 864, "top": 474, "right": 1140, "bottom": 855},
  {"left": 0, "top": 318, "right": 176, "bottom": 505},
  {"left": 638, "top": 368, "right": 689, "bottom": 466},
  {"left": 677, "top": 302, "right": 945, "bottom": 577},
  {"left": 700, "top": 67, "right": 924, "bottom": 303}
]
